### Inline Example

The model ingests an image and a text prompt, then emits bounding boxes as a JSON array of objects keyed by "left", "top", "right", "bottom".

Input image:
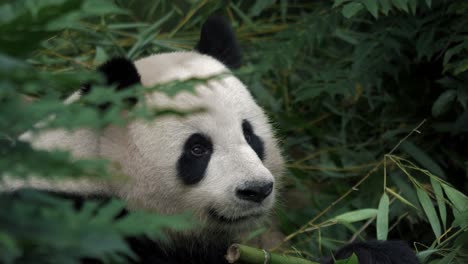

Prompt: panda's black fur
[
  {"left": 8, "top": 16, "right": 419, "bottom": 264},
  {"left": 80, "top": 57, "right": 140, "bottom": 110},
  {"left": 195, "top": 16, "right": 242, "bottom": 69},
  {"left": 321, "top": 240, "right": 419, "bottom": 264}
]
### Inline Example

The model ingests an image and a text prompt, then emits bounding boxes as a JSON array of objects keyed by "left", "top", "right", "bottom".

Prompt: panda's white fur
[{"left": 7, "top": 51, "right": 284, "bottom": 234}]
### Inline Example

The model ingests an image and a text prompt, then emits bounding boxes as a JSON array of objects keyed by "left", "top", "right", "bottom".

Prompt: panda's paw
[{"left": 321, "top": 240, "right": 418, "bottom": 264}]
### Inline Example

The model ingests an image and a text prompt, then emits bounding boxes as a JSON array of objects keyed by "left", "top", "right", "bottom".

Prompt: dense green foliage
[{"left": 1, "top": 0, "right": 467, "bottom": 263}]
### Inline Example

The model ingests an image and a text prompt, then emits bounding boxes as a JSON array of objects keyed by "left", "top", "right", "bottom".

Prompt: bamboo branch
[{"left": 225, "top": 244, "right": 319, "bottom": 264}]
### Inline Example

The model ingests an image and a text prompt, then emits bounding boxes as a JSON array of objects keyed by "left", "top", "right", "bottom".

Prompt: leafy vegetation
[{"left": 1, "top": 0, "right": 467, "bottom": 263}]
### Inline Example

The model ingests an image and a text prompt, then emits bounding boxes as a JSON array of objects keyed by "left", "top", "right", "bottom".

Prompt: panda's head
[
  {"left": 60, "top": 17, "right": 284, "bottom": 234},
  {"left": 125, "top": 52, "right": 284, "bottom": 230}
]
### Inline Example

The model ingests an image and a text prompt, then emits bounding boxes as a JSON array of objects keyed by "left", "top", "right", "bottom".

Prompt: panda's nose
[{"left": 236, "top": 181, "right": 274, "bottom": 203}]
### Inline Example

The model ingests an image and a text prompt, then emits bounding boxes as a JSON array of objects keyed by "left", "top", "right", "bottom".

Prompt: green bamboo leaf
[
  {"left": 401, "top": 141, "right": 445, "bottom": 177},
  {"left": 385, "top": 187, "right": 417, "bottom": 209},
  {"left": 425, "top": 0, "right": 432, "bottom": 8},
  {"left": 127, "top": 10, "right": 174, "bottom": 59},
  {"left": 408, "top": 0, "right": 417, "bottom": 14},
  {"left": 94, "top": 46, "right": 108, "bottom": 65},
  {"left": 432, "top": 247, "right": 459, "bottom": 264},
  {"left": 416, "top": 187, "right": 441, "bottom": 238},
  {"left": 432, "top": 90, "right": 457, "bottom": 117},
  {"left": 457, "top": 88, "right": 468, "bottom": 110},
  {"left": 431, "top": 178, "right": 447, "bottom": 230},
  {"left": 443, "top": 43, "right": 465, "bottom": 66},
  {"left": 452, "top": 209, "right": 468, "bottom": 229},
  {"left": 333, "top": 209, "right": 378, "bottom": 223},
  {"left": 380, "top": 0, "right": 392, "bottom": 15},
  {"left": 333, "top": 0, "right": 351, "bottom": 8},
  {"left": 81, "top": 0, "right": 127, "bottom": 16},
  {"left": 454, "top": 58, "right": 468, "bottom": 75},
  {"left": 342, "top": 2, "right": 364, "bottom": 18},
  {"left": 361, "top": 0, "right": 379, "bottom": 18},
  {"left": 442, "top": 184, "right": 468, "bottom": 212},
  {"left": 334, "top": 29, "right": 359, "bottom": 45},
  {"left": 280, "top": 0, "right": 287, "bottom": 21},
  {"left": 377, "top": 193, "right": 389, "bottom": 240},
  {"left": 392, "top": 0, "right": 409, "bottom": 12},
  {"left": 416, "top": 248, "right": 439, "bottom": 263},
  {"left": 248, "top": 0, "right": 277, "bottom": 17},
  {"left": 0, "top": 232, "right": 20, "bottom": 263}
]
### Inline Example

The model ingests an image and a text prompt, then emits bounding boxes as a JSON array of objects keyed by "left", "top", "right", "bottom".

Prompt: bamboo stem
[{"left": 225, "top": 244, "right": 319, "bottom": 264}]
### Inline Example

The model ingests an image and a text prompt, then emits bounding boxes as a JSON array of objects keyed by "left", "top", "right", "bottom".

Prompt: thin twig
[
  {"left": 388, "top": 119, "right": 426, "bottom": 155},
  {"left": 348, "top": 216, "right": 376, "bottom": 243}
]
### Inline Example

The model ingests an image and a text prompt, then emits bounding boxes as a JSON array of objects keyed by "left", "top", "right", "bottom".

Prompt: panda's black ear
[
  {"left": 195, "top": 16, "right": 242, "bottom": 69},
  {"left": 81, "top": 57, "right": 140, "bottom": 110}
]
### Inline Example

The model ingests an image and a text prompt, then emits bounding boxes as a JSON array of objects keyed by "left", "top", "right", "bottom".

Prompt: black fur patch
[
  {"left": 127, "top": 235, "right": 230, "bottom": 264},
  {"left": 195, "top": 16, "right": 242, "bottom": 69},
  {"left": 321, "top": 240, "right": 419, "bottom": 264},
  {"left": 242, "top": 120, "right": 265, "bottom": 161},
  {"left": 177, "top": 133, "right": 213, "bottom": 185},
  {"left": 81, "top": 57, "right": 140, "bottom": 110}
]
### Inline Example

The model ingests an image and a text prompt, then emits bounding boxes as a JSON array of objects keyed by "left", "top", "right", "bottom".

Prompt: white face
[{"left": 110, "top": 52, "right": 284, "bottom": 231}]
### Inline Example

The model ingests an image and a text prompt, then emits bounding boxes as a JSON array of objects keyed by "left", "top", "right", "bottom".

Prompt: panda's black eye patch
[
  {"left": 242, "top": 120, "right": 265, "bottom": 161},
  {"left": 177, "top": 133, "right": 213, "bottom": 185}
]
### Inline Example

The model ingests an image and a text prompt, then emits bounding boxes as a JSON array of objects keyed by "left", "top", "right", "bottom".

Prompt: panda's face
[{"left": 115, "top": 52, "right": 284, "bottom": 230}]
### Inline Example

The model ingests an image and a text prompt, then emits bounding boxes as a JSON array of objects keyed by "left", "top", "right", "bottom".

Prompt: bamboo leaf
[
  {"left": 385, "top": 187, "right": 417, "bottom": 209},
  {"left": 442, "top": 184, "right": 468, "bottom": 212},
  {"left": 416, "top": 248, "right": 439, "bottom": 263},
  {"left": 248, "top": 0, "right": 277, "bottom": 17},
  {"left": 452, "top": 209, "right": 468, "bottom": 229},
  {"left": 408, "top": 0, "right": 417, "bottom": 14},
  {"left": 377, "top": 193, "right": 389, "bottom": 240},
  {"left": 416, "top": 188, "right": 441, "bottom": 239},
  {"left": 380, "top": 0, "right": 392, "bottom": 15},
  {"left": 392, "top": 0, "right": 409, "bottom": 12},
  {"left": 361, "top": 0, "right": 379, "bottom": 18},
  {"left": 432, "top": 90, "right": 457, "bottom": 117},
  {"left": 425, "top": 0, "right": 432, "bottom": 8},
  {"left": 94, "top": 46, "right": 108, "bottom": 65},
  {"left": 454, "top": 58, "right": 468, "bottom": 75},
  {"left": 432, "top": 247, "right": 459, "bottom": 264},
  {"left": 127, "top": 10, "right": 174, "bottom": 59},
  {"left": 431, "top": 178, "right": 447, "bottom": 230},
  {"left": 342, "top": 3, "right": 364, "bottom": 18},
  {"left": 333, "top": 0, "right": 351, "bottom": 8},
  {"left": 457, "top": 88, "right": 468, "bottom": 110},
  {"left": 401, "top": 141, "right": 445, "bottom": 177},
  {"left": 333, "top": 209, "right": 378, "bottom": 223}
]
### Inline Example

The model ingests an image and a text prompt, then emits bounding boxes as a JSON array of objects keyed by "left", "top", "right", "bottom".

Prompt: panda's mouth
[{"left": 208, "top": 208, "right": 263, "bottom": 224}]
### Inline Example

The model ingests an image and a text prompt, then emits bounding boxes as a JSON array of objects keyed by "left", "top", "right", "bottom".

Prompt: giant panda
[{"left": 1, "top": 17, "right": 418, "bottom": 264}]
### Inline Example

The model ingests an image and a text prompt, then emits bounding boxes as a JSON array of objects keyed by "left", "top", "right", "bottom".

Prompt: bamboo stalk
[{"left": 225, "top": 244, "right": 319, "bottom": 264}]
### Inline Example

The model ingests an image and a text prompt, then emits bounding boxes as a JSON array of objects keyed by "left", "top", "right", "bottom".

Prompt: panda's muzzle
[
  {"left": 206, "top": 181, "right": 274, "bottom": 224},
  {"left": 235, "top": 181, "right": 273, "bottom": 203}
]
